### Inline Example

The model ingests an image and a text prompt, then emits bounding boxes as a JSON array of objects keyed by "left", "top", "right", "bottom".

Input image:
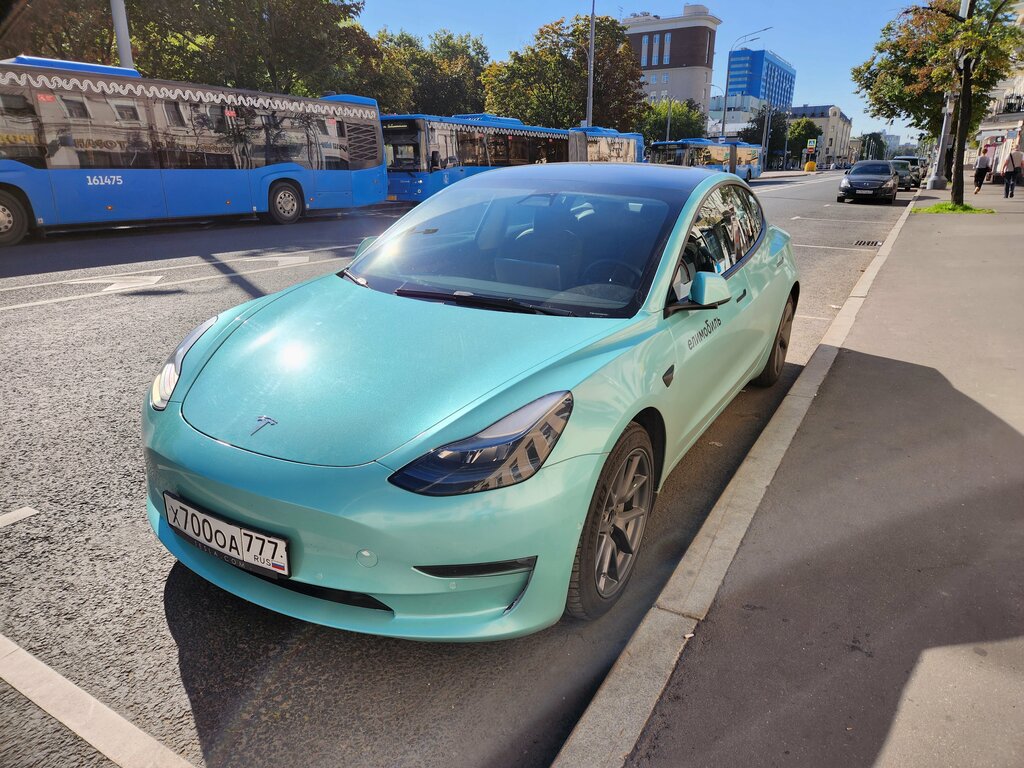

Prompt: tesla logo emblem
[{"left": 250, "top": 415, "right": 278, "bottom": 436}]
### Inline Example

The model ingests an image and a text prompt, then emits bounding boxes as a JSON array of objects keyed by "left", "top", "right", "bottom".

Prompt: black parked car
[{"left": 837, "top": 161, "right": 899, "bottom": 204}]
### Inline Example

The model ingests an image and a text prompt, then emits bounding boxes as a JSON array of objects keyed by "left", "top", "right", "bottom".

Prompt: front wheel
[
  {"left": 566, "top": 423, "right": 655, "bottom": 620},
  {"left": 0, "top": 190, "right": 29, "bottom": 247},
  {"left": 268, "top": 182, "right": 303, "bottom": 225},
  {"left": 752, "top": 295, "right": 795, "bottom": 388}
]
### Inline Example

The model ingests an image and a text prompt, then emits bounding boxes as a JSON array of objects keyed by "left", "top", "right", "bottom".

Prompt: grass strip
[{"left": 913, "top": 202, "right": 996, "bottom": 214}]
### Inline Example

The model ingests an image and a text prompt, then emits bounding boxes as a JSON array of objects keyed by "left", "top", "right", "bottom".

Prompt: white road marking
[
  {"left": 754, "top": 176, "right": 838, "bottom": 194},
  {"left": 791, "top": 214, "right": 894, "bottom": 225},
  {"left": 0, "top": 507, "right": 39, "bottom": 528},
  {"left": 66, "top": 275, "right": 164, "bottom": 292},
  {"left": 0, "top": 256, "right": 349, "bottom": 312},
  {"left": 241, "top": 255, "right": 310, "bottom": 267},
  {"left": 792, "top": 243, "right": 877, "bottom": 253},
  {"left": 0, "top": 633, "right": 195, "bottom": 768},
  {"left": 0, "top": 245, "right": 352, "bottom": 294}
]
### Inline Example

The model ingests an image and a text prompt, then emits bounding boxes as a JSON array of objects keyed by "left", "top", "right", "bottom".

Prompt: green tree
[
  {"left": 482, "top": 15, "right": 645, "bottom": 131},
  {"left": 378, "top": 28, "right": 489, "bottom": 115},
  {"left": 786, "top": 117, "right": 823, "bottom": 163},
  {"left": 852, "top": 0, "right": 1022, "bottom": 203},
  {"left": 637, "top": 99, "right": 705, "bottom": 145},
  {"left": 738, "top": 106, "right": 788, "bottom": 159},
  {"left": 0, "top": 0, "right": 118, "bottom": 64},
  {"left": 858, "top": 132, "right": 885, "bottom": 160}
]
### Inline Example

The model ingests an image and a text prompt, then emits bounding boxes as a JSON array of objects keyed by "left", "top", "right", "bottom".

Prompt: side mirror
[
  {"left": 430, "top": 150, "right": 442, "bottom": 171},
  {"left": 354, "top": 236, "right": 377, "bottom": 258},
  {"left": 664, "top": 272, "right": 733, "bottom": 317}
]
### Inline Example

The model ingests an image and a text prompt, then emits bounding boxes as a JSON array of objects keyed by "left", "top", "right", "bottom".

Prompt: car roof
[{"left": 456, "top": 162, "right": 725, "bottom": 200}]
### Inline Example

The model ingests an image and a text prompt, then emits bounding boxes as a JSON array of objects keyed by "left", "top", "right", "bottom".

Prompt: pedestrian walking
[
  {"left": 974, "top": 148, "right": 991, "bottom": 194},
  {"left": 1000, "top": 142, "right": 1023, "bottom": 198}
]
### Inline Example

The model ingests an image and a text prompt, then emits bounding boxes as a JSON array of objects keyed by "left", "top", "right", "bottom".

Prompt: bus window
[
  {"left": 40, "top": 88, "right": 157, "bottom": 169},
  {"left": 457, "top": 130, "right": 486, "bottom": 166},
  {"left": 383, "top": 120, "right": 424, "bottom": 171},
  {"left": 0, "top": 89, "right": 46, "bottom": 168},
  {"left": 486, "top": 133, "right": 510, "bottom": 166},
  {"left": 509, "top": 136, "right": 530, "bottom": 165}
]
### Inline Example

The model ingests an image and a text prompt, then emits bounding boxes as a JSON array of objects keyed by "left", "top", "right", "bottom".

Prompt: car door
[
  {"left": 722, "top": 183, "right": 782, "bottom": 373},
  {"left": 663, "top": 187, "right": 753, "bottom": 458}
]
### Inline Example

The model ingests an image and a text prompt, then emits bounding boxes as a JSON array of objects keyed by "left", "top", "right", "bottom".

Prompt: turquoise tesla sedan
[{"left": 143, "top": 164, "right": 798, "bottom": 641}]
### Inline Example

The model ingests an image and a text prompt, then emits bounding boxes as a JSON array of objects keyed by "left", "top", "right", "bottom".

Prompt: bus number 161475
[{"left": 85, "top": 175, "right": 124, "bottom": 186}]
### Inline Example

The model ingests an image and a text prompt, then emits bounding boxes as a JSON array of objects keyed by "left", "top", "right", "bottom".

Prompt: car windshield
[
  {"left": 891, "top": 161, "right": 910, "bottom": 171},
  {"left": 852, "top": 163, "right": 892, "bottom": 175},
  {"left": 346, "top": 181, "right": 679, "bottom": 318}
]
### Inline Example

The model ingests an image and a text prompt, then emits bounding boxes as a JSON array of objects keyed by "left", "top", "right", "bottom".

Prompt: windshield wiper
[
  {"left": 339, "top": 267, "right": 369, "bottom": 287},
  {"left": 393, "top": 288, "right": 575, "bottom": 316}
]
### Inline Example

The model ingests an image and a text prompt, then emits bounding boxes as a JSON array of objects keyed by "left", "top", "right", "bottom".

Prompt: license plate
[
  {"left": 856, "top": 189, "right": 874, "bottom": 195},
  {"left": 164, "top": 493, "right": 290, "bottom": 578},
  {"left": 386, "top": 194, "right": 397, "bottom": 201}
]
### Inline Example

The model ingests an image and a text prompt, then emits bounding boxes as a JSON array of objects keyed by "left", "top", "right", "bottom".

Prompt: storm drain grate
[{"left": 854, "top": 240, "right": 883, "bottom": 247}]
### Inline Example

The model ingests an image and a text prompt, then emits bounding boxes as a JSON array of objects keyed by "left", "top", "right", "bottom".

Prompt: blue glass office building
[{"left": 726, "top": 49, "right": 796, "bottom": 111}]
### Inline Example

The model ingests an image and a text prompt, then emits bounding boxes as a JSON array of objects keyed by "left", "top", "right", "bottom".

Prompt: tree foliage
[
  {"left": 738, "top": 106, "right": 788, "bottom": 157},
  {"left": 379, "top": 28, "right": 489, "bottom": 115},
  {"left": 0, "top": 0, "right": 117, "bottom": 64},
  {"left": 786, "top": 117, "right": 823, "bottom": 158},
  {"left": 481, "top": 15, "right": 645, "bottom": 131},
  {"left": 637, "top": 99, "right": 705, "bottom": 145},
  {"left": 851, "top": 0, "right": 1021, "bottom": 139}
]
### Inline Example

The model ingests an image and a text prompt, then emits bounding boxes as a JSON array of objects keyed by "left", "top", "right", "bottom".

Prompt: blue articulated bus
[
  {"left": 382, "top": 114, "right": 643, "bottom": 202},
  {"left": 0, "top": 56, "right": 386, "bottom": 246},
  {"left": 648, "top": 138, "right": 762, "bottom": 181}
]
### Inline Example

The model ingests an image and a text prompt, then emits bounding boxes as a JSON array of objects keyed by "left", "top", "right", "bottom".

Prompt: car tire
[
  {"left": 836, "top": 196, "right": 845, "bottom": 203},
  {"left": 0, "top": 190, "right": 29, "bottom": 247},
  {"left": 268, "top": 181, "right": 303, "bottom": 225},
  {"left": 565, "top": 423, "right": 655, "bottom": 621},
  {"left": 889, "top": 191, "right": 897, "bottom": 204},
  {"left": 752, "top": 295, "right": 795, "bottom": 388}
]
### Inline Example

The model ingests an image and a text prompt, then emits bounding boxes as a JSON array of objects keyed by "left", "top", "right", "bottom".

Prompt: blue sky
[{"left": 359, "top": 0, "right": 920, "bottom": 140}]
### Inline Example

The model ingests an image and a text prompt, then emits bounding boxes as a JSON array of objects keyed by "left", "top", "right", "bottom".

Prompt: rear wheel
[
  {"left": 268, "top": 182, "right": 302, "bottom": 225},
  {"left": 0, "top": 190, "right": 29, "bottom": 247},
  {"left": 566, "top": 423, "right": 655, "bottom": 620},
  {"left": 752, "top": 295, "right": 795, "bottom": 388}
]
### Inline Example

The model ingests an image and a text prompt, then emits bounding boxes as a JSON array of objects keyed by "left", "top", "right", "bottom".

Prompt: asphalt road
[{"left": 0, "top": 172, "right": 912, "bottom": 768}]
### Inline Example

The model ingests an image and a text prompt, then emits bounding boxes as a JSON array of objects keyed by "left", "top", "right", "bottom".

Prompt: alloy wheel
[{"left": 594, "top": 448, "right": 653, "bottom": 598}]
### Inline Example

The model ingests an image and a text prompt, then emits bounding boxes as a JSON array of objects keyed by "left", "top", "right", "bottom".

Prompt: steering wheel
[{"left": 581, "top": 259, "right": 644, "bottom": 288}]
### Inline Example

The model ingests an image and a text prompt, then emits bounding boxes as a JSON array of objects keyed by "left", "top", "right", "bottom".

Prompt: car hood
[{"left": 181, "top": 275, "right": 619, "bottom": 467}]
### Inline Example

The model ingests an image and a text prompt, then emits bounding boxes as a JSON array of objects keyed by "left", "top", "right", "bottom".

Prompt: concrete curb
[{"left": 551, "top": 195, "right": 920, "bottom": 768}]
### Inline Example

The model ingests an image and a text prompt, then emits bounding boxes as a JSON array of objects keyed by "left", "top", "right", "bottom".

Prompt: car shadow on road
[
  {"left": 628, "top": 350, "right": 1024, "bottom": 767},
  {"left": 161, "top": 363, "right": 802, "bottom": 768},
  {"left": 0, "top": 206, "right": 409, "bottom": 280}
]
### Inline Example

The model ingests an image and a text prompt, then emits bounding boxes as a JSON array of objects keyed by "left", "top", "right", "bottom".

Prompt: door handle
[
  {"left": 736, "top": 289, "right": 748, "bottom": 303},
  {"left": 776, "top": 256, "right": 785, "bottom": 267}
]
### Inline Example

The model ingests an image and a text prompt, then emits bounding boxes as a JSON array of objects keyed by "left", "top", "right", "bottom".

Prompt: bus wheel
[
  {"left": 0, "top": 190, "right": 29, "bottom": 246},
  {"left": 268, "top": 182, "right": 303, "bottom": 225}
]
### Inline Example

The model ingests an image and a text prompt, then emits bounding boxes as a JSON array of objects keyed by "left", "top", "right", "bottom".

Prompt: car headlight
[
  {"left": 840, "top": 178, "right": 850, "bottom": 188},
  {"left": 882, "top": 179, "right": 895, "bottom": 189},
  {"left": 150, "top": 316, "right": 218, "bottom": 410},
  {"left": 389, "top": 392, "right": 573, "bottom": 496}
]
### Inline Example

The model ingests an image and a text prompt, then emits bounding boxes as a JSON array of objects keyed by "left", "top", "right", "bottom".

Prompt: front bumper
[
  {"left": 143, "top": 404, "right": 605, "bottom": 641},
  {"left": 839, "top": 186, "right": 894, "bottom": 200}
]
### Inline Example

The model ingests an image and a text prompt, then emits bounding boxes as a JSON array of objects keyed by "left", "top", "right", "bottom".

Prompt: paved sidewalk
[{"left": 625, "top": 186, "right": 1024, "bottom": 767}]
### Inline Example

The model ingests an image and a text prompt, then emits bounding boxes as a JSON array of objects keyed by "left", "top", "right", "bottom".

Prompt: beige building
[
  {"left": 622, "top": 4, "right": 722, "bottom": 113},
  {"left": 788, "top": 104, "right": 852, "bottom": 166},
  {"left": 975, "top": 0, "right": 1024, "bottom": 174}
]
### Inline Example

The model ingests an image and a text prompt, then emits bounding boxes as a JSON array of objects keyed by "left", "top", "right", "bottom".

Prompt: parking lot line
[
  {"left": 0, "top": 245, "right": 355, "bottom": 294},
  {"left": 0, "top": 256, "right": 349, "bottom": 312},
  {"left": 0, "top": 507, "right": 39, "bottom": 528},
  {"left": 792, "top": 243, "right": 877, "bottom": 253},
  {"left": 0, "top": 633, "right": 195, "bottom": 768}
]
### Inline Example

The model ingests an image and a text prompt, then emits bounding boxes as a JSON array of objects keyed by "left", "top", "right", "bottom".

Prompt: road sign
[{"left": 807, "top": 138, "right": 817, "bottom": 149}]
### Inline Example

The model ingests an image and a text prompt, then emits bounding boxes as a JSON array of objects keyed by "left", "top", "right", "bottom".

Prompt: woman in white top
[
  {"left": 1001, "top": 142, "right": 1023, "bottom": 198},
  {"left": 973, "top": 148, "right": 991, "bottom": 194}
]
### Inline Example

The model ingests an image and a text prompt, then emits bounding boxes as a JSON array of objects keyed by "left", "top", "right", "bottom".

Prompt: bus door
[
  {"left": 159, "top": 102, "right": 252, "bottom": 219},
  {"left": 39, "top": 88, "right": 167, "bottom": 225},
  {"left": 311, "top": 116, "right": 352, "bottom": 209}
]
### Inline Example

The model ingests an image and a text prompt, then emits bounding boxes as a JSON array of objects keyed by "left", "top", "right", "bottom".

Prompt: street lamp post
[
  {"left": 585, "top": 0, "right": 596, "bottom": 128},
  {"left": 719, "top": 27, "right": 772, "bottom": 140},
  {"left": 110, "top": 0, "right": 134, "bottom": 69}
]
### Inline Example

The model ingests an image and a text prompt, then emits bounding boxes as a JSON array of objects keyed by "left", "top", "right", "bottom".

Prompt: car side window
[
  {"left": 670, "top": 189, "right": 731, "bottom": 301},
  {"left": 730, "top": 185, "right": 764, "bottom": 251}
]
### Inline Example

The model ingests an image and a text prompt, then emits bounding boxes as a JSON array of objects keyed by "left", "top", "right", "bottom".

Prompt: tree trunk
[
  {"left": 951, "top": 59, "right": 973, "bottom": 206},
  {"left": 945, "top": 99, "right": 959, "bottom": 180}
]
